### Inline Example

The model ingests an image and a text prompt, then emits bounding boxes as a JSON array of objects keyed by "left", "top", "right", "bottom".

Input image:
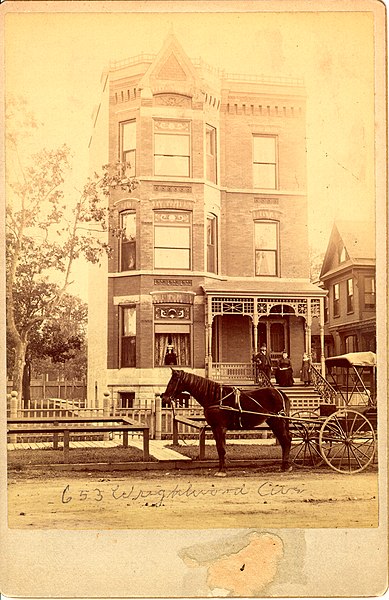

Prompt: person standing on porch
[
  {"left": 254, "top": 344, "right": 272, "bottom": 382},
  {"left": 275, "top": 351, "right": 294, "bottom": 386},
  {"left": 301, "top": 352, "right": 311, "bottom": 386}
]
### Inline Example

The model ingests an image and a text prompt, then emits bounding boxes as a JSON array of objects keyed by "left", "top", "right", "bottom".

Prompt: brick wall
[{"left": 220, "top": 315, "right": 252, "bottom": 362}]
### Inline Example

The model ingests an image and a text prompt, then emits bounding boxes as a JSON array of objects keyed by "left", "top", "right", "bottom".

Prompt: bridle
[{"left": 164, "top": 369, "right": 183, "bottom": 405}]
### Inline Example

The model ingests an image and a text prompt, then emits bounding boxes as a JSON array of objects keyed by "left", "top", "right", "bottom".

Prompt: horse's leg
[
  {"left": 211, "top": 425, "right": 227, "bottom": 476},
  {"left": 267, "top": 417, "right": 292, "bottom": 472}
]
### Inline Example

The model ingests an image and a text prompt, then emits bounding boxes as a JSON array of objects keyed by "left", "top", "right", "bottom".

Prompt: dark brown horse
[{"left": 162, "top": 369, "right": 292, "bottom": 476}]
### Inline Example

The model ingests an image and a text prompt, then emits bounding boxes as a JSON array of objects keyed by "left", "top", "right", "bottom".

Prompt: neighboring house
[
  {"left": 319, "top": 220, "right": 376, "bottom": 357},
  {"left": 87, "top": 34, "right": 326, "bottom": 408}
]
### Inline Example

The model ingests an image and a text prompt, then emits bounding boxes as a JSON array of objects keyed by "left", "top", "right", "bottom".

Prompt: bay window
[
  {"left": 207, "top": 214, "right": 218, "bottom": 274},
  {"left": 206, "top": 124, "right": 217, "bottom": 183},
  {"left": 120, "top": 306, "right": 136, "bottom": 367},
  {"left": 154, "top": 119, "right": 191, "bottom": 177},
  {"left": 154, "top": 210, "right": 191, "bottom": 270},
  {"left": 154, "top": 327, "right": 191, "bottom": 367},
  {"left": 333, "top": 283, "right": 340, "bottom": 317},
  {"left": 364, "top": 276, "right": 375, "bottom": 308},
  {"left": 119, "top": 120, "right": 136, "bottom": 177},
  {"left": 120, "top": 211, "right": 136, "bottom": 271},
  {"left": 347, "top": 278, "right": 354, "bottom": 313}
]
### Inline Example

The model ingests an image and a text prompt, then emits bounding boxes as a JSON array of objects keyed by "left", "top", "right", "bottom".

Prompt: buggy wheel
[
  {"left": 319, "top": 408, "right": 376, "bottom": 473},
  {"left": 290, "top": 410, "right": 323, "bottom": 467}
]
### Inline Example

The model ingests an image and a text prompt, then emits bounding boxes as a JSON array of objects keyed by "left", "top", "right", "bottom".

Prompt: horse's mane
[{"left": 179, "top": 370, "right": 222, "bottom": 407}]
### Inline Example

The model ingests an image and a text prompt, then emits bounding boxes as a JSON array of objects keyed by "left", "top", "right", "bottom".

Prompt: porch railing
[
  {"left": 310, "top": 363, "right": 338, "bottom": 405},
  {"left": 211, "top": 362, "right": 255, "bottom": 382}
]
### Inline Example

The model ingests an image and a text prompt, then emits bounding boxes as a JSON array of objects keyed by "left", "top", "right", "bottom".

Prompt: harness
[
  {"left": 167, "top": 371, "right": 288, "bottom": 429},
  {"left": 208, "top": 385, "right": 288, "bottom": 428}
]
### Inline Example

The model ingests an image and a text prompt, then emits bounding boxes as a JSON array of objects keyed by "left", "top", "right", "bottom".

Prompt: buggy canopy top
[{"left": 325, "top": 351, "right": 376, "bottom": 369}]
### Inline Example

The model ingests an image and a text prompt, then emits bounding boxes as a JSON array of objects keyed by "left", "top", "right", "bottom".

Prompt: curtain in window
[{"left": 155, "top": 333, "right": 190, "bottom": 366}]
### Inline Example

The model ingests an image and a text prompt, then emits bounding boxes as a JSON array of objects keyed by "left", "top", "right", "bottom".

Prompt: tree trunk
[
  {"left": 12, "top": 338, "right": 28, "bottom": 411},
  {"left": 22, "top": 359, "right": 31, "bottom": 407}
]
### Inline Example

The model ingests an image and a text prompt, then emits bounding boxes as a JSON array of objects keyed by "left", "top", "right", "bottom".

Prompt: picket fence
[{"left": 6, "top": 391, "right": 206, "bottom": 441}]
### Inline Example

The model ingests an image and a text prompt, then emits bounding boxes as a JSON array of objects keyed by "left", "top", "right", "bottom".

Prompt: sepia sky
[{"left": 4, "top": 6, "right": 377, "bottom": 297}]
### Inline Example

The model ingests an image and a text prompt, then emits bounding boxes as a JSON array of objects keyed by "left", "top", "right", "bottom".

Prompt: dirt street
[{"left": 7, "top": 466, "right": 378, "bottom": 529}]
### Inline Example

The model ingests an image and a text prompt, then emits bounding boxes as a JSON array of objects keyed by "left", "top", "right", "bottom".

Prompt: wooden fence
[{"left": 6, "top": 379, "right": 86, "bottom": 401}]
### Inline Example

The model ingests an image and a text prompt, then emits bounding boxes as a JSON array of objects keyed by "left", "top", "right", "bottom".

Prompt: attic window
[{"left": 339, "top": 246, "right": 348, "bottom": 263}]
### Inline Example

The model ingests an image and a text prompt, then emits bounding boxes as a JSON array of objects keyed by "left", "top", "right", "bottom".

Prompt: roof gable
[
  {"left": 320, "top": 220, "right": 375, "bottom": 278},
  {"left": 156, "top": 52, "right": 187, "bottom": 81},
  {"left": 139, "top": 34, "right": 198, "bottom": 93}
]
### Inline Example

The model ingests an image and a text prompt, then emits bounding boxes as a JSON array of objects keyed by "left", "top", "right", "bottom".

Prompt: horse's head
[{"left": 161, "top": 368, "right": 184, "bottom": 405}]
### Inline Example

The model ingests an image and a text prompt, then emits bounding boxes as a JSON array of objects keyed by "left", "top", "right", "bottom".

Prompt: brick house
[
  {"left": 319, "top": 220, "right": 376, "bottom": 357},
  {"left": 87, "top": 34, "right": 326, "bottom": 408}
]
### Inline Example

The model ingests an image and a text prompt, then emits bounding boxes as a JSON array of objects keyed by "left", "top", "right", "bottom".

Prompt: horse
[{"left": 162, "top": 369, "right": 292, "bottom": 476}]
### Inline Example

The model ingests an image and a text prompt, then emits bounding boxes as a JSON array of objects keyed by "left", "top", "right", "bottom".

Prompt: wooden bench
[{"left": 7, "top": 416, "right": 150, "bottom": 463}]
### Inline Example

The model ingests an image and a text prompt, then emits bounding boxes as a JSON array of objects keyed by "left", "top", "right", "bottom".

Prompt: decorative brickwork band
[
  {"left": 154, "top": 305, "right": 191, "bottom": 319},
  {"left": 154, "top": 211, "right": 190, "bottom": 224},
  {"left": 153, "top": 279, "right": 193, "bottom": 287},
  {"left": 153, "top": 93, "right": 192, "bottom": 107},
  {"left": 151, "top": 291, "right": 194, "bottom": 304},
  {"left": 153, "top": 185, "right": 192, "bottom": 193},
  {"left": 154, "top": 119, "right": 190, "bottom": 132}
]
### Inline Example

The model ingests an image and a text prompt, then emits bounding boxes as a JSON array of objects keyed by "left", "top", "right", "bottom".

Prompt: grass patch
[
  {"left": 8, "top": 446, "right": 156, "bottom": 467},
  {"left": 167, "top": 443, "right": 282, "bottom": 461}
]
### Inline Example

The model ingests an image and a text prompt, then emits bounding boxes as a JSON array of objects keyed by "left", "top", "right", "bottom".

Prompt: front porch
[
  {"left": 211, "top": 358, "right": 282, "bottom": 384},
  {"left": 201, "top": 282, "right": 327, "bottom": 379}
]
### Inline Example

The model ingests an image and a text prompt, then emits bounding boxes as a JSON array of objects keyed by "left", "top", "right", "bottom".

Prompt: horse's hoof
[
  {"left": 281, "top": 465, "right": 293, "bottom": 473},
  {"left": 214, "top": 471, "right": 227, "bottom": 477}
]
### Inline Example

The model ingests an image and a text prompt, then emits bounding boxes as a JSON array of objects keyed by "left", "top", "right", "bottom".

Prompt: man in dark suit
[{"left": 254, "top": 344, "right": 272, "bottom": 382}]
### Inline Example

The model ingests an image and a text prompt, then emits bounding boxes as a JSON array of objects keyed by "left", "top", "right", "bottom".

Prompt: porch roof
[{"left": 201, "top": 279, "right": 326, "bottom": 297}]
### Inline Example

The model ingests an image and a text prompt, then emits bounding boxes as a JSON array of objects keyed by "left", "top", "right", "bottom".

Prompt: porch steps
[
  {"left": 225, "top": 381, "right": 324, "bottom": 412},
  {"left": 276, "top": 383, "right": 322, "bottom": 412}
]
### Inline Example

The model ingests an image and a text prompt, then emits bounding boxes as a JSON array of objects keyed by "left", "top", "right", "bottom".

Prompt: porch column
[
  {"left": 319, "top": 296, "right": 326, "bottom": 376},
  {"left": 306, "top": 299, "right": 312, "bottom": 357},
  {"left": 206, "top": 297, "right": 213, "bottom": 377},
  {"left": 252, "top": 301, "right": 259, "bottom": 355}
]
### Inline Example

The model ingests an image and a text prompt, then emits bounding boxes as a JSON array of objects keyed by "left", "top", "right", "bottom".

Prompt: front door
[{"left": 257, "top": 317, "right": 288, "bottom": 366}]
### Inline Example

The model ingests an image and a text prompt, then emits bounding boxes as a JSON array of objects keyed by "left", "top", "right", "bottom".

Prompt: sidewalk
[
  {"left": 7, "top": 437, "right": 275, "bottom": 461},
  {"left": 7, "top": 439, "right": 191, "bottom": 461}
]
